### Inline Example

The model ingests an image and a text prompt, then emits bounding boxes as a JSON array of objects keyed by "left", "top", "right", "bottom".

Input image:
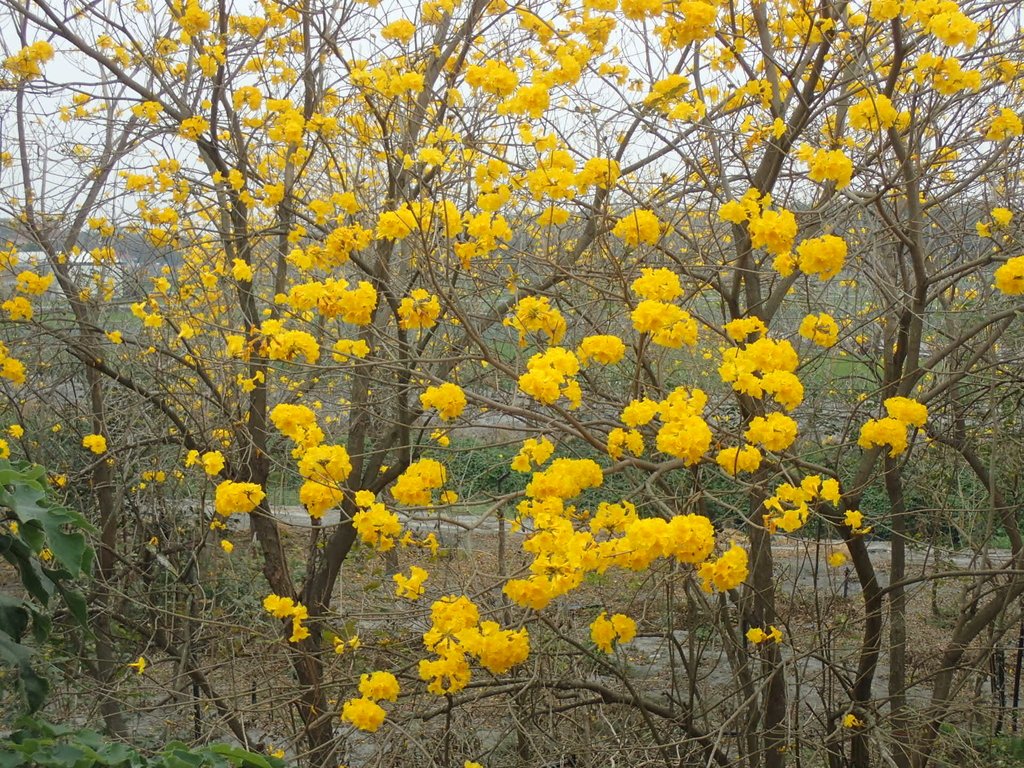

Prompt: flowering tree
[{"left": 3, "top": 0, "right": 1024, "bottom": 766}]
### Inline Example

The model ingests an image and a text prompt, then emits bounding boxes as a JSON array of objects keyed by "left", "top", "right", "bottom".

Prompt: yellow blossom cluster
[
  {"left": 719, "top": 336, "right": 803, "bottom": 411},
  {"left": 510, "top": 437, "right": 555, "bottom": 472},
  {"left": 995, "top": 256, "right": 1024, "bottom": 295},
  {"left": 397, "top": 289, "right": 441, "bottom": 330},
  {"left": 631, "top": 267, "right": 683, "bottom": 302},
  {"left": 4, "top": 41, "right": 55, "bottom": 79},
  {"left": 82, "top": 434, "right": 108, "bottom": 455},
  {"left": 985, "top": 108, "right": 1024, "bottom": 141},
  {"left": 505, "top": 459, "right": 741, "bottom": 609},
  {"left": 213, "top": 480, "right": 266, "bottom": 516},
  {"left": 524, "top": 458, "right": 603, "bottom": 500},
  {"left": 352, "top": 495, "right": 403, "bottom": 551},
  {"left": 419, "top": 595, "right": 530, "bottom": 695},
  {"left": 612, "top": 209, "right": 662, "bottom": 246},
  {"left": 796, "top": 145, "right": 853, "bottom": 190},
  {"left": 281, "top": 278, "right": 378, "bottom": 323},
  {"left": 715, "top": 444, "right": 762, "bottom": 476},
  {"left": 332, "top": 339, "right": 370, "bottom": 360},
  {"left": 15, "top": 271, "right": 53, "bottom": 296},
  {"left": 185, "top": 449, "right": 225, "bottom": 476},
  {"left": 270, "top": 403, "right": 324, "bottom": 455},
  {"left": 763, "top": 475, "right": 841, "bottom": 534},
  {"left": 858, "top": 397, "right": 928, "bottom": 457},
  {"left": 747, "top": 625, "right": 783, "bottom": 644},
  {"left": 393, "top": 565, "right": 429, "bottom": 599},
  {"left": 517, "top": 347, "right": 582, "bottom": 408},
  {"left": 629, "top": 267, "right": 698, "bottom": 348},
  {"left": 653, "top": 387, "right": 713, "bottom": 464},
  {"left": 376, "top": 200, "right": 461, "bottom": 241},
  {"left": 297, "top": 444, "right": 352, "bottom": 518},
  {"left": 263, "top": 594, "right": 310, "bottom": 643},
  {"left": 391, "top": 458, "right": 447, "bottom": 506},
  {"left": 848, "top": 92, "right": 903, "bottom": 131},
  {"left": 844, "top": 509, "right": 872, "bottom": 535},
  {"left": 798, "top": 312, "right": 840, "bottom": 347},
  {"left": 606, "top": 427, "right": 644, "bottom": 460},
  {"left": 696, "top": 543, "right": 748, "bottom": 593},
  {"left": 745, "top": 412, "right": 799, "bottom": 453},
  {"left": 792, "top": 235, "right": 848, "bottom": 281},
  {"left": 2, "top": 296, "right": 32, "bottom": 321},
  {"left": 506, "top": 296, "right": 566, "bottom": 346},
  {"left": 723, "top": 316, "right": 768, "bottom": 342},
  {"left": 466, "top": 60, "right": 519, "bottom": 96},
  {"left": 341, "top": 671, "right": 400, "bottom": 732},
  {"left": 420, "top": 382, "right": 467, "bottom": 421},
  {"left": 577, "top": 335, "right": 626, "bottom": 365},
  {"left": 656, "top": 1, "right": 719, "bottom": 49},
  {"left": 589, "top": 611, "right": 637, "bottom": 653},
  {"left": 258, "top": 320, "right": 320, "bottom": 364}
]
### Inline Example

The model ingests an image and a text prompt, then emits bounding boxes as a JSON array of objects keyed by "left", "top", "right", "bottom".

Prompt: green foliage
[
  {"left": 0, "top": 718, "right": 285, "bottom": 768},
  {"left": 0, "top": 460, "right": 94, "bottom": 713}
]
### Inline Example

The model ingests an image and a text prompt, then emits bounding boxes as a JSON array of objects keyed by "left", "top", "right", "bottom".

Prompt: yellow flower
[
  {"left": 796, "top": 235, "right": 847, "bottom": 280},
  {"left": 745, "top": 413, "right": 798, "bottom": 452},
  {"left": 746, "top": 625, "right": 783, "bottom": 644},
  {"left": 213, "top": 480, "right": 265, "bottom": 516},
  {"left": 828, "top": 551, "right": 847, "bottom": 568},
  {"left": 220, "top": 539, "right": 234, "bottom": 554},
  {"left": 358, "top": 671, "right": 400, "bottom": 702},
  {"left": 995, "top": 256, "right": 1024, "bottom": 295},
  {"left": 843, "top": 713, "right": 865, "bottom": 728},
  {"left": 748, "top": 208, "right": 797, "bottom": 255},
  {"left": 992, "top": 207, "right": 1013, "bottom": 227},
  {"left": 341, "top": 697, "right": 387, "bottom": 732},
  {"left": 127, "top": 656, "right": 147, "bottom": 675},
  {"left": 397, "top": 289, "right": 441, "bottom": 330},
  {"left": 380, "top": 19, "right": 416, "bottom": 43},
  {"left": 798, "top": 312, "right": 839, "bottom": 347},
  {"left": 715, "top": 445, "right": 762, "bottom": 476},
  {"left": 577, "top": 335, "right": 626, "bottom": 365},
  {"left": 590, "top": 611, "right": 637, "bottom": 653},
  {"left": 611, "top": 209, "right": 661, "bottom": 246},
  {"left": 201, "top": 450, "right": 225, "bottom": 476},
  {"left": 698, "top": 543, "right": 749, "bottom": 592},
  {"left": 883, "top": 397, "right": 928, "bottom": 427},
  {"left": 985, "top": 108, "right": 1023, "bottom": 141},
  {"left": 843, "top": 509, "right": 872, "bottom": 535},
  {"left": 82, "top": 434, "right": 108, "bottom": 454},
  {"left": 858, "top": 417, "right": 908, "bottom": 457},
  {"left": 393, "top": 565, "right": 429, "bottom": 599},
  {"left": 178, "top": 116, "right": 209, "bottom": 141},
  {"left": 510, "top": 437, "right": 554, "bottom": 472},
  {"left": 420, "top": 382, "right": 467, "bottom": 421},
  {"left": 797, "top": 145, "right": 853, "bottom": 189},
  {"left": 630, "top": 267, "right": 682, "bottom": 301}
]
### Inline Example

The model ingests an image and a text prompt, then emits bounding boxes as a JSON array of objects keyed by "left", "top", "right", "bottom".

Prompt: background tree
[{"left": 2, "top": 0, "right": 1024, "bottom": 766}]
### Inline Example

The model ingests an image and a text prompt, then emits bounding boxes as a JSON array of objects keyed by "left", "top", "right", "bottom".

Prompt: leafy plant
[
  {"left": 0, "top": 460, "right": 94, "bottom": 712},
  {"left": 0, "top": 718, "right": 285, "bottom": 768}
]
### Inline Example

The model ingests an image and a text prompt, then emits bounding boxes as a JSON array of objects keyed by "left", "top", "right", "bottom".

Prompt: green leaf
[
  {"left": 56, "top": 585, "right": 89, "bottom": 629},
  {"left": 207, "top": 745, "right": 280, "bottom": 768},
  {"left": 0, "top": 595, "right": 31, "bottom": 643},
  {"left": 18, "top": 660, "right": 49, "bottom": 714},
  {"left": 13, "top": 553, "right": 53, "bottom": 605},
  {"left": 160, "top": 747, "right": 206, "bottom": 768},
  {"left": 0, "top": 631, "right": 32, "bottom": 665},
  {"left": 46, "top": 743, "right": 85, "bottom": 768}
]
